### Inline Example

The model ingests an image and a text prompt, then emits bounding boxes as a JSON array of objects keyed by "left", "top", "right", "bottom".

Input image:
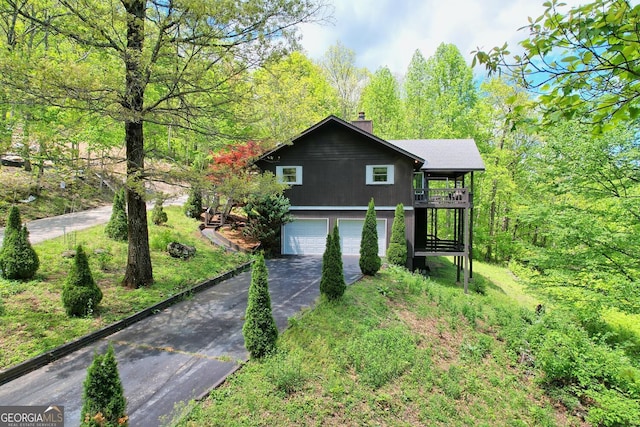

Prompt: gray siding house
[{"left": 255, "top": 115, "right": 484, "bottom": 283}]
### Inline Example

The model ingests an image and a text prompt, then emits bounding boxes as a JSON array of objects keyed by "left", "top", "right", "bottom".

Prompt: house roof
[
  {"left": 388, "top": 139, "right": 485, "bottom": 172},
  {"left": 258, "top": 115, "right": 425, "bottom": 165},
  {"left": 257, "top": 116, "right": 485, "bottom": 174}
]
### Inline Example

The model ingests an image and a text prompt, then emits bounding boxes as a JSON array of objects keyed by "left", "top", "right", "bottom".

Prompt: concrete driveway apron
[{"left": 0, "top": 256, "right": 361, "bottom": 426}]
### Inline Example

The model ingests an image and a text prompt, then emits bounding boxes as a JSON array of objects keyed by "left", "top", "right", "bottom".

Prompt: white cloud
[{"left": 298, "top": 0, "right": 587, "bottom": 75}]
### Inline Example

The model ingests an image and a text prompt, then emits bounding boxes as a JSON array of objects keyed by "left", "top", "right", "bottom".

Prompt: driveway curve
[{"left": 0, "top": 255, "right": 362, "bottom": 426}]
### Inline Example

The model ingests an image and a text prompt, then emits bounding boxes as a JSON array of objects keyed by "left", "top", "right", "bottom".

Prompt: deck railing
[{"left": 414, "top": 188, "right": 470, "bottom": 207}]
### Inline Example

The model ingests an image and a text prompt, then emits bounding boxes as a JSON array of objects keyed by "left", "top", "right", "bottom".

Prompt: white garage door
[
  {"left": 338, "top": 219, "right": 386, "bottom": 256},
  {"left": 282, "top": 219, "right": 329, "bottom": 255}
]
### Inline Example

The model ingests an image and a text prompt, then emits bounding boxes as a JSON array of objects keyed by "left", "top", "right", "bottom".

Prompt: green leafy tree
[
  {"left": 403, "top": 44, "right": 478, "bottom": 139},
  {"left": 358, "top": 66, "right": 402, "bottom": 139},
  {"left": 423, "top": 43, "right": 478, "bottom": 138},
  {"left": 151, "top": 196, "right": 168, "bottom": 226},
  {"left": 360, "top": 198, "right": 381, "bottom": 275},
  {"left": 252, "top": 52, "right": 339, "bottom": 142},
  {"left": 62, "top": 245, "right": 103, "bottom": 317},
  {"left": 386, "top": 204, "right": 407, "bottom": 266},
  {"left": 243, "top": 253, "right": 278, "bottom": 359},
  {"left": 402, "top": 50, "right": 430, "bottom": 138},
  {"left": 243, "top": 193, "right": 293, "bottom": 257},
  {"left": 320, "top": 224, "right": 346, "bottom": 300},
  {"left": 3, "top": 0, "right": 327, "bottom": 288},
  {"left": 105, "top": 189, "right": 128, "bottom": 241},
  {"left": 0, "top": 206, "right": 39, "bottom": 280},
  {"left": 521, "top": 121, "right": 640, "bottom": 303},
  {"left": 473, "top": 0, "right": 640, "bottom": 129},
  {"left": 81, "top": 344, "right": 128, "bottom": 427},
  {"left": 474, "top": 78, "right": 536, "bottom": 263},
  {"left": 184, "top": 186, "right": 203, "bottom": 219},
  {"left": 320, "top": 41, "right": 369, "bottom": 119}
]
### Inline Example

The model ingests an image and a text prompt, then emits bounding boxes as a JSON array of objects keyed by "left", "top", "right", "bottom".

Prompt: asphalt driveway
[
  {"left": 0, "top": 195, "right": 187, "bottom": 245},
  {"left": 0, "top": 255, "right": 361, "bottom": 426}
]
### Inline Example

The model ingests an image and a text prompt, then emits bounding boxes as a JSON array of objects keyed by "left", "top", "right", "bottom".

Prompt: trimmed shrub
[
  {"left": 81, "top": 344, "right": 128, "bottom": 427},
  {"left": 184, "top": 186, "right": 203, "bottom": 219},
  {"left": 0, "top": 206, "right": 39, "bottom": 280},
  {"left": 62, "top": 245, "right": 103, "bottom": 317},
  {"left": 6, "top": 204, "right": 21, "bottom": 231},
  {"left": 320, "top": 224, "right": 346, "bottom": 300},
  {"left": 386, "top": 203, "right": 407, "bottom": 266},
  {"left": 243, "top": 193, "right": 293, "bottom": 256},
  {"left": 105, "top": 189, "right": 128, "bottom": 241},
  {"left": 151, "top": 196, "right": 168, "bottom": 225},
  {"left": 359, "top": 198, "right": 381, "bottom": 275},
  {"left": 242, "top": 253, "right": 278, "bottom": 358}
]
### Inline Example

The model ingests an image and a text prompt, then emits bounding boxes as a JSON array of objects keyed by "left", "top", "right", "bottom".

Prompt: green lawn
[
  {"left": 177, "top": 263, "right": 576, "bottom": 426},
  {"left": 0, "top": 206, "right": 249, "bottom": 370}
]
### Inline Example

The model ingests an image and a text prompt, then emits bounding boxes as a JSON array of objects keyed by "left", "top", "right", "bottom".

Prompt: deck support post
[{"left": 463, "top": 205, "right": 470, "bottom": 293}]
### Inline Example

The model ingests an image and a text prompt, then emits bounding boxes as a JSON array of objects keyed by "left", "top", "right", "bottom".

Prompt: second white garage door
[
  {"left": 338, "top": 219, "right": 387, "bottom": 256},
  {"left": 282, "top": 219, "right": 329, "bottom": 255}
]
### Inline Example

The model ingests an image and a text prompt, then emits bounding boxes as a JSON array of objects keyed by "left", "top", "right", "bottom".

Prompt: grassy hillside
[
  {"left": 179, "top": 261, "right": 640, "bottom": 427},
  {"left": 0, "top": 206, "right": 249, "bottom": 369},
  {"left": 0, "top": 166, "right": 114, "bottom": 225}
]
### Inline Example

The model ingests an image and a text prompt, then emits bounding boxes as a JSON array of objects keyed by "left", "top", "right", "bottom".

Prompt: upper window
[
  {"left": 276, "top": 166, "right": 303, "bottom": 185},
  {"left": 366, "top": 165, "right": 394, "bottom": 185}
]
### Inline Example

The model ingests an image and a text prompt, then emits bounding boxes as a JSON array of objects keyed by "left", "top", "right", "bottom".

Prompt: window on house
[
  {"left": 276, "top": 166, "right": 302, "bottom": 185},
  {"left": 366, "top": 165, "right": 394, "bottom": 185}
]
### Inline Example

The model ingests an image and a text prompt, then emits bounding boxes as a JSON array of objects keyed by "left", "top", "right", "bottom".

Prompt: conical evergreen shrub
[
  {"left": 6, "top": 205, "right": 21, "bottom": 231},
  {"left": 386, "top": 203, "right": 407, "bottom": 266},
  {"left": 151, "top": 196, "right": 168, "bottom": 225},
  {"left": 320, "top": 224, "right": 346, "bottom": 300},
  {"left": 0, "top": 206, "right": 39, "bottom": 280},
  {"left": 359, "top": 198, "right": 381, "bottom": 275},
  {"left": 62, "top": 245, "right": 103, "bottom": 317},
  {"left": 81, "top": 344, "right": 128, "bottom": 427},
  {"left": 242, "top": 253, "right": 278, "bottom": 359},
  {"left": 183, "top": 186, "right": 202, "bottom": 219},
  {"left": 105, "top": 189, "right": 128, "bottom": 241}
]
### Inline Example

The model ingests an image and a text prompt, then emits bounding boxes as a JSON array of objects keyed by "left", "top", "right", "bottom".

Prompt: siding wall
[{"left": 257, "top": 122, "right": 416, "bottom": 208}]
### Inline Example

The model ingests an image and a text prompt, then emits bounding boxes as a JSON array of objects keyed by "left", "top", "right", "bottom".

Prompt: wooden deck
[
  {"left": 414, "top": 238, "right": 465, "bottom": 257},
  {"left": 414, "top": 188, "right": 471, "bottom": 208}
]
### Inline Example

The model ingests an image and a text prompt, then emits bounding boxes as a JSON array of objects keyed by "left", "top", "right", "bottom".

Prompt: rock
[
  {"left": 167, "top": 242, "right": 196, "bottom": 259},
  {"left": 61, "top": 250, "right": 76, "bottom": 258}
]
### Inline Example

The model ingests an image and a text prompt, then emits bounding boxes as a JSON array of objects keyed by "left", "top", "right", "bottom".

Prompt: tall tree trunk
[
  {"left": 122, "top": 0, "right": 152, "bottom": 288},
  {"left": 485, "top": 178, "right": 498, "bottom": 262},
  {"left": 485, "top": 130, "right": 507, "bottom": 262}
]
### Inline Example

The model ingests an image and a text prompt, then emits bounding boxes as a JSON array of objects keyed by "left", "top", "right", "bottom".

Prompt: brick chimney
[{"left": 351, "top": 111, "right": 373, "bottom": 134}]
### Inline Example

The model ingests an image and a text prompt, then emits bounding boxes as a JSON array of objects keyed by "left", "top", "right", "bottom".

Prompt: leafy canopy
[{"left": 473, "top": 0, "right": 640, "bottom": 130}]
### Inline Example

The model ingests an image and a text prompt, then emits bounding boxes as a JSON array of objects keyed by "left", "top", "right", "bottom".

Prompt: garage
[
  {"left": 282, "top": 219, "right": 329, "bottom": 255},
  {"left": 338, "top": 219, "right": 387, "bottom": 256}
]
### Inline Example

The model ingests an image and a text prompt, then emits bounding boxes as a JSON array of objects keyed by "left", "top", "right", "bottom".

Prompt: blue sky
[{"left": 298, "top": 0, "right": 587, "bottom": 76}]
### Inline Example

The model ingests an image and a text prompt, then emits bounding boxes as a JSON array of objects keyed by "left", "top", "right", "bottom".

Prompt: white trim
[
  {"left": 289, "top": 205, "right": 413, "bottom": 211},
  {"left": 276, "top": 165, "right": 303, "bottom": 185},
  {"left": 366, "top": 164, "right": 394, "bottom": 185}
]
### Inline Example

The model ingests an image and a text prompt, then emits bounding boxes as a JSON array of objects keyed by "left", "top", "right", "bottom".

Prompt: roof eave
[{"left": 256, "top": 115, "right": 425, "bottom": 165}]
